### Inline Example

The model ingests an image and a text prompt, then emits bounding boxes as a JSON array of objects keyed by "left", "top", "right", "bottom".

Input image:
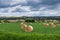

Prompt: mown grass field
[{"left": 0, "top": 22, "right": 60, "bottom": 40}]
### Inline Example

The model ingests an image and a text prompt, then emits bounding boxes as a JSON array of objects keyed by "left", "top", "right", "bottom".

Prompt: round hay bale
[
  {"left": 43, "top": 23, "right": 49, "bottom": 26},
  {"left": 30, "top": 23, "right": 33, "bottom": 24},
  {"left": 51, "top": 23, "right": 56, "bottom": 28},
  {"left": 0, "top": 23, "right": 2, "bottom": 24},
  {"left": 25, "top": 25, "right": 33, "bottom": 32},
  {"left": 20, "top": 20, "right": 25, "bottom": 23},
  {"left": 21, "top": 23, "right": 27, "bottom": 29}
]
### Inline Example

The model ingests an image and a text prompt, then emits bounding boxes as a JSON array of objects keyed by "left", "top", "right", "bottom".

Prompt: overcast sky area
[{"left": 0, "top": 0, "right": 60, "bottom": 17}]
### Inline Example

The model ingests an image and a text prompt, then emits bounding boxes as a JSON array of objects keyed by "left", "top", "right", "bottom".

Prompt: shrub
[
  {"left": 0, "top": 20, "right": 1, "bottom": 23},
  {"left": 25, "top": 20, "right": 35, "bottom": 23},
  {"left": 3, "top": 20, "right": 10, "bottom": 23},
  {"left": 25, "top": 18, "right": 35, "bottom": 23}
]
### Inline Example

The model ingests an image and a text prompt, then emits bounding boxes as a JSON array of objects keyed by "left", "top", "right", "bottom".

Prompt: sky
[{"left": 0, "top": 0, "right": 60, "bottom": 17}]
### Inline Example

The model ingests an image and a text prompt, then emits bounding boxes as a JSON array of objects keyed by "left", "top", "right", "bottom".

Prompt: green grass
[
  {"left": 0, "top": 22, "right": 60, "bottom": 40},
  {"left": 0, "top": 22, "right": 60, "bottom": 34},
  {"left": 0, "top": 31, "right": 60, "bottom": 40}
]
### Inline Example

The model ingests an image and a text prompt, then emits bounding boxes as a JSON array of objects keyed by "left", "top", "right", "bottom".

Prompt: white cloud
[
  {"left": 10, "top": 0, "right": 26, "bottom": 5},
  {"left": 0, "top": 0, "right": 27, "bottom": 8},
  {"left": 0, "top": 8, "right": 60, "bottom": 17},
  {"left": 28, "top": 0, "right": 41, "bottom": 3},
  {"left": 19, "top": 6, "right": 31, "bottom": 11}
]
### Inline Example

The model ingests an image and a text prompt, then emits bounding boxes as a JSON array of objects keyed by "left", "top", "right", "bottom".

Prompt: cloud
[
  {"left": 0, "top": 9, "right": 60, "bottom": 17},
  {"left": 12, "top": 6, "right": 31, "bottom": 12},
  {"left": 0, "top": 0, "right": 27, "bottom": 8},
  {"left": 21, "top": 0, "right": 60, "bottom": 11},
  {"left": 0, "top": 0, "right": 60, "bottom": 17},
  {"left": 0, "top": 0, "right": 60, "bottom": 10}
]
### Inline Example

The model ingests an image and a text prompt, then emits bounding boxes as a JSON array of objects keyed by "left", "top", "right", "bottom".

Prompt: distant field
[{"left": 0, "top": 22, "right": 60, "bottom": 34}]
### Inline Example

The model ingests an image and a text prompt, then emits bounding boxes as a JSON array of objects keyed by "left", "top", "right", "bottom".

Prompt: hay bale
[
  {"left": 51, "top": 23, "right": 56, "bottom": 28},
  {"left": 25, "top": 25, "right": 33, "bottom": 32},
  {"left": 30, "top": 23, "right": 33, "bottom": 24},
  {"left": 43, "top": 23, "right": 49, "bottom": 26},
  {"left": 20, "top": 20, "right": 25, "bottom": 23},
  {"left": 0, "top": 23, "right": 2, "bottom": 24},
  {"left": 21, "top": 23, "right": 27, "bottom": 29}
]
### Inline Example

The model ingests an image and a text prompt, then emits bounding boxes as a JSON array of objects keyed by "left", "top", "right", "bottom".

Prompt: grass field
[
  {"left": 0, "top": 22, "right": 60, "bottom": 34},
  {"left": 0, "top": 22, "right": 60, "bottom": 40}
]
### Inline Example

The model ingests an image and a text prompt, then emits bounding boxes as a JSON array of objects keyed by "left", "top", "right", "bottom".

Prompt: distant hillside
[{"left": 0, "top": 16, "right": 60, "bottom": 20}]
